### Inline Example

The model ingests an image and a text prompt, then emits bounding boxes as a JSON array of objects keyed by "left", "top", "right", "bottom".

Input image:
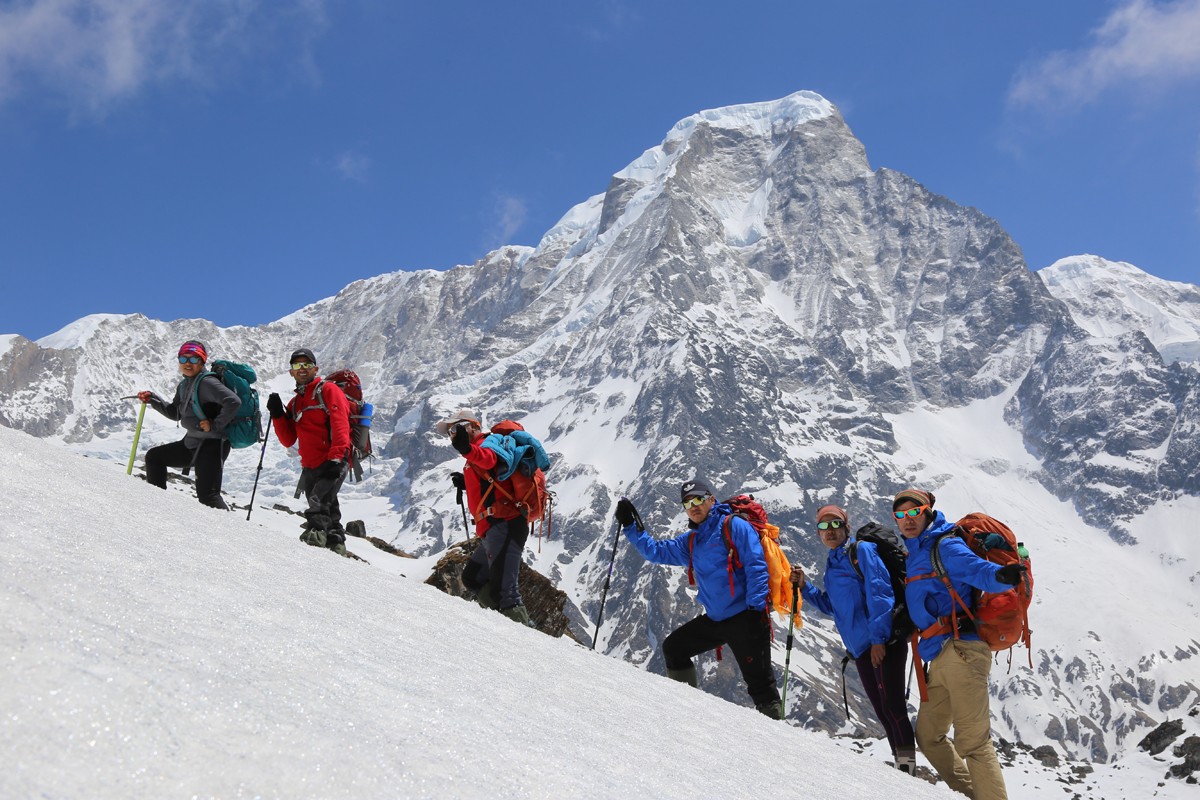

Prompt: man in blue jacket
[
  {"left": 615, "top": 479, "right": 781, "bottom": 719},
  {"left": 897, "top": 489, "right": 1025, "bottom": 800}
]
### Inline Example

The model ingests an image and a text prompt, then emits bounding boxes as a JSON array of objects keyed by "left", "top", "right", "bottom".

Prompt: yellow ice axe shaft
[{"left": 126, "top": 402, "right": 147, "bottom": 475}]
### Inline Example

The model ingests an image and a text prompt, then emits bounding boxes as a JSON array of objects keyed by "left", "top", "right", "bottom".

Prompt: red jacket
[
  {"left": 460, "top": 432, "right": 520, "bottom": 536},
  {"left": 272, "top": 377, "right": 352, "bottom": 469}
]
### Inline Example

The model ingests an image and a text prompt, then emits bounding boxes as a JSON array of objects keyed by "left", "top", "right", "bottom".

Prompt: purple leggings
[{"left": 855, "top": 638, "right": 916, "bottom": 754}]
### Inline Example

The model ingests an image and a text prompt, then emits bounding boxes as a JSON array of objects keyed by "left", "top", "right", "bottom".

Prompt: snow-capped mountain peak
[{"left": 1040, "top": 254, "right": 1200, "bottom": 364}]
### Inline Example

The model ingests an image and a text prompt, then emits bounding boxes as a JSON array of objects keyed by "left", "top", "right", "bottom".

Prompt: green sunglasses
[{"left": 816, "top": 520, "right": 846, "bottom": 530}]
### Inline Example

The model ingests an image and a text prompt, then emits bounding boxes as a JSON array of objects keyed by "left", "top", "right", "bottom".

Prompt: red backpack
[
  {"left": 467, "top": 420, "right": 553, "bottom": 543},
  {"left": 926, "top": 513, "right": 1034, "bottom": 659},
  {"left": 308, "top": 369, "right": 374, "bottom": 481}
]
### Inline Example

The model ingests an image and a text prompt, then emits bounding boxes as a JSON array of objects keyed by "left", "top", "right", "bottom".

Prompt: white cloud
[
  {"left": 0, "top": 0, "right": 327, "bottom": 116},
  {"left": 1009, "top": 0, "right": 1200, "bottom": 111},
  {"left": 486, "top": 194, "right": 528, "bottom": 247},
  {"left": 334, "top": 149, "right": 371, "bottom": 183}
]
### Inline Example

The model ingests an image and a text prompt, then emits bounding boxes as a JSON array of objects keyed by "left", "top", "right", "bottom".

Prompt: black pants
[
  {"left": 462, "top": 517, "right": 529, "bottom": 610},
  {"left": 300, "top": 460, "right": 347, "bottom": 529},
  {"left": 145, "top": 438, "right": 231, "bottom": 510},
  {"left": 855, "top": 638, "right": 915, "bottom": 754},
  {"left": 662, "top": 609, "right": 780, "bottom": 709}
]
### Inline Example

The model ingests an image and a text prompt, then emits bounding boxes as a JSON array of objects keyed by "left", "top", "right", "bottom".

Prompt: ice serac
[{"left": 1, "top": 91, "right": 1197, "bottom": 772}]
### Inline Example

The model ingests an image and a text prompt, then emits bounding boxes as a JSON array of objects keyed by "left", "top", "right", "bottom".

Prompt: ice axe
[{"left": 126, "top": 400, "right": 146, "bottom": 476}]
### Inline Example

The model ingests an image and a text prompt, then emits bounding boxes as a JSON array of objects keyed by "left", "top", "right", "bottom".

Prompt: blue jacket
[
  {"left": 622, "top": 504, "right": 769, "bottom": 622},
  {"left": 801, "top": 541, "right": 894, "bottom": 659},
  {"left": 480, "top": 431, "right": 551, "bottom": 481},
  {"left": 904, "top": 511, "right": 1011, "bottom": 663}
]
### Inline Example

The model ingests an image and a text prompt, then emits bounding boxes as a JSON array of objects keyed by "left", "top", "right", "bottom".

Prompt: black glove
[
  {"left": 615, "top": 498, "right": 638, "bottom": 528},
  {"left": 266, "top": 393, "right": 286, "bottom": 419},
  {"left": 450, "top": 424, "right": 471, "bottom": 455},
  {"left": 995, "top": 563, "right": 1027, "bottom": 586},
  {"left": 450, "top": 471, "right": 466, "bottom": 491},
  {"left": 320, "top": 459, "right": 345, "bottom": 480}
]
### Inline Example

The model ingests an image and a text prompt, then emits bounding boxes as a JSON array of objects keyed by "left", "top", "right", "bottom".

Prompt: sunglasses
[
  {"left": 290, "top": 362, "right": 316, "bottom": 370},
  {"left": 682, "top": 495, "right": 709, "bottom": 509},
  {"left": 894, "top": 505, "right": 931, "bottom": 520},
  {"left": 178, "top": 356, "right": 203, "bottom": 364},
  {"left": 816, "top": 519, "right": 845, "bottom": 530}
]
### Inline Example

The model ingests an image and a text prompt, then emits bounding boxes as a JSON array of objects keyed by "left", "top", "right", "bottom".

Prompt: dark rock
[
  {"left": 425, "top": 539, "right": 582, "bottom": 641},
  {"left": 1139, "top": 719, "right": 1185, "bottom": 755}
]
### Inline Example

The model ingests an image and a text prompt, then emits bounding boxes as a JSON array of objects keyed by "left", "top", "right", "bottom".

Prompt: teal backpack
[{"left": 191, "top": 360, "right": 262, "bottom": 449}]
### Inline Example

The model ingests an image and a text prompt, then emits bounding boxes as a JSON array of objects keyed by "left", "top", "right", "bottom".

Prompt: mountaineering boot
[
  {"left": 300, "top": 510, "right": 332, "bottom": 547},
  {"left": 894, "top": 748, "right": 917, "bottom": 775},
  {"left": 666, "top": 665, "right": 698, "bottom": 688},
  {"left": 474, "top": 583, "right": 499, "bottom": 610},
  {"left": 326, "top": 527, "right": 349, "bottom": 557},
  {"left": 755, "top": 701, "right": 783, "bottom": 720},
  {"left": 500, "top": 604, "right": 536, "bottom": 628}
]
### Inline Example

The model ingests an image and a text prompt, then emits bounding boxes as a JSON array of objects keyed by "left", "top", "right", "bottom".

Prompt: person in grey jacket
[{"left": 138, "top": 340, "right": 241, "bottom": 509}]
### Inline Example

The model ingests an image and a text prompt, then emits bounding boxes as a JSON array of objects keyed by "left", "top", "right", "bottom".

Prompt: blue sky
[{"left": 2, "top": 0, "right": 1199, "bottom": 342}]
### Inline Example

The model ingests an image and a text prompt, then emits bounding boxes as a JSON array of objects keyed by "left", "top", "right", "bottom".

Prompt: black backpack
[{"left": 848, "top": 522, "right": 915, "bottom": 643}]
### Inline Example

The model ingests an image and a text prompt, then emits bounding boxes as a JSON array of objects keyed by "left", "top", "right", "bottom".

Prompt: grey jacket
[{"left": 148, "top": 371, "right": 242, "bottom": 448}]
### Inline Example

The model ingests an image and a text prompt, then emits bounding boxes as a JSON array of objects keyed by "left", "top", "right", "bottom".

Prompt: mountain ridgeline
[{"left": 2, "top": 91, "right": 1197, "bottom": 766}]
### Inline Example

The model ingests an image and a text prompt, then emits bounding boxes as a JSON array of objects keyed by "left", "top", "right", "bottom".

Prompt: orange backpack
[{"left": 926, "top": 513, "right": 1034, "bottom": 657}]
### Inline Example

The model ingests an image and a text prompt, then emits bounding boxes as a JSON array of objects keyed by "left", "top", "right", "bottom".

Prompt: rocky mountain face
[{"left": 2, "top": 91, "right": 1197, "bottom": 770}]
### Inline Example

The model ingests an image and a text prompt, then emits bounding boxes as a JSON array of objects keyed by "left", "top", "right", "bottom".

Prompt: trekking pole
[
  {"left": 592, "top": 504, "right": 641, "bottom": 651},
  {"left": 245, "top": 422, "right": 273, "bottom": 521},
  {"left": 456, "top": 483, "right": 471, "bottom": 545},
  {"left": 779, "top": 582, "right": 800, "bottom": 718},
  {"left": 126, "top": 401, "right": 147, "bottom": 475}
]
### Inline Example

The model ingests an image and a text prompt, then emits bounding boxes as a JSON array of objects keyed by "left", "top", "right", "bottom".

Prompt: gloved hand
[
  {"left": 615, "top": 498, "right": 638, "bottom": 528},
  {"left": 137, "top": 390, "right": 154, "bottom": 403},
  {"left": 995, "top": 563, "right": 1027, "bottom": 586},
  {"left": 450, "top": 472, "right": 466, "bottom": 491},
  {"left": 266, "top": 393, "right": 286, "bottom": 419},
  {"left": 450, "top": 423, "right": 471, "bottom": 455},
  {"left": 319, "top": 459, "right": 345, "bottom": 480}
]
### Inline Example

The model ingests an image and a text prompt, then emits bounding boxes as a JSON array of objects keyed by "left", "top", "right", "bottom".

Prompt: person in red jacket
[
  {"left": 266, "top": 348, "right": 352, "bottom": 556},
  {"left": 438, "top": 408, "right": 532, "bottom": 626}
]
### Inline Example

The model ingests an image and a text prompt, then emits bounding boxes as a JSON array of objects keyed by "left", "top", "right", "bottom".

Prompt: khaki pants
[{"left": 916, "top": 639, "right": 1008, "bottom": 800}]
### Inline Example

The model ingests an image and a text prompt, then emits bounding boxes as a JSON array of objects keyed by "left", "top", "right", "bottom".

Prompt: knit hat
[
  {"left": 815, "top": 504, "right": 849, "bottom": 523},
  {"left": 435, "top": 408, "right": 483, "bottom": 436},
  {"left": 892, "top": 488, "right": 935, "bottom": 511},
  {"left": 680, "top": 478, "right": 714, "bottom": 502},
  {"left": 289, "top": 348, "right": 317, "bottom": 366},
  {"left": 178, "top": 340, "right": 208, "bottom": 362}
]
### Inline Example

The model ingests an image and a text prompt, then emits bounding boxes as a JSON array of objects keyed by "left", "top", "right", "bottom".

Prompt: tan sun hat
[{"left": 434, "top": 408, "right": 483, "bottom": 436}]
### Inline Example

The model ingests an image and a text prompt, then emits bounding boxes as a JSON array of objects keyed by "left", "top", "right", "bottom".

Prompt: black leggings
[
  {"left": 662, "top": 609, "right": 780, "bottom": 709},
  {"left": 854, "top": 638, "right": 915, "bottom": 754},
  {"left": 144, "top": 438, "right": 231, "bottom": 510}
]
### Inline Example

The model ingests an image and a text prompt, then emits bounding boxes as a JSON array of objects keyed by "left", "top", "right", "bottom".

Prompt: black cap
[
  {"left": 680, "top": 478, "right": 714, "bottom": 502},
  {"left": 289, "top": 348, "right": 317, "bottom": 365}
]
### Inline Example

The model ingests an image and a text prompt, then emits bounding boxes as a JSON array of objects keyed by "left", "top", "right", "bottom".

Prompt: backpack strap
[
  {"left": 720, "top": 515, "right": 741, "bottom": 598},
  {"left": 848, "top": 540, "right": 862, "bottom": 579},
  {"left": 465, "top": 461, "right": 540, "bottom": 522},
  {"left": 906, "top": 532, "right": 977, "bottom": 643},
  {"left": 189, "top": 372, "right": 221, "bottom": 421}
]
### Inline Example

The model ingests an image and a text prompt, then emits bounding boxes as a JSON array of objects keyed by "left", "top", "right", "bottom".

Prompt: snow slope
[{"left": 2, "top": 426, "right": 1195, "bottom": 799}]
